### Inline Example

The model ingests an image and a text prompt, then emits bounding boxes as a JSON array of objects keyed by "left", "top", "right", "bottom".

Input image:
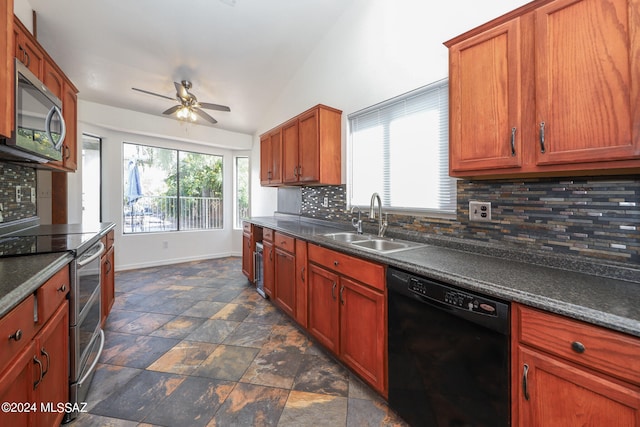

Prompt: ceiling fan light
[{"left": 190, "top": 110, "right": 197, "bottom": 121}]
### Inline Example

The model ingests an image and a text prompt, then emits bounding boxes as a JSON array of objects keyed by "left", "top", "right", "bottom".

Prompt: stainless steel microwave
[{"left": 0, "top": 58, "right": 66, "bottom": 163}]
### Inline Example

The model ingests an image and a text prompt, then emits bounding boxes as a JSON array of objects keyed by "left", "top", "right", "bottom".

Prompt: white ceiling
[{"left": 25, "top": 0, "right": 356, "bottom": 135}]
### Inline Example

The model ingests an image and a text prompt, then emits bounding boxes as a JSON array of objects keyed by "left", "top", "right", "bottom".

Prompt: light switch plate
[
  {"left": 30, "top": 187, "right": 36, "bottom": 203},
  {"left": 469, "top": 201, "right": 491, "bottom": 221},
  {"left": 15, "top": 186, "right": 21, "bottom": 203}
]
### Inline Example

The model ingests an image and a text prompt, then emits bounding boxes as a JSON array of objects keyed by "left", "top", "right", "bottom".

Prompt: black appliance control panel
[{"left": 408, "top": 277, "right": 498, "bottom": 316}]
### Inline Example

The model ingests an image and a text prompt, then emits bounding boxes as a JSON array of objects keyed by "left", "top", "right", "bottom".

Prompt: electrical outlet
[
  {"left": 30, "top": 187, "right": 36, "bottom": 203},
  {"left": 15, "top": 186, "right": 22, "bottom": 203},
  {"left": 322, "top": 197, "right": 329, "bottom": 208},
  {"left": 469, "top": 201, "right": 492, "bottom": 221}
]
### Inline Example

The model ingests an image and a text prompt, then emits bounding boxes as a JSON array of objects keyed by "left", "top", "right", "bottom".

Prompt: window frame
[
  {"left": 122, "top": 141, "right": 225, "bottom": 234},
  {"left": 347, "top": 79, "right": 456, "bottom": 218},
  {"left": 233, "top": 155, "right": 250, "bottom": 230}
]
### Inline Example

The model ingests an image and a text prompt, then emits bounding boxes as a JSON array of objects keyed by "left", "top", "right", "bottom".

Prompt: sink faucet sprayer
[
  {"left": 369, "top": 192, "right": 388, "bottom": 237},
  {"left": 350, "top": 206, "right": 363, "bottom": 234}
]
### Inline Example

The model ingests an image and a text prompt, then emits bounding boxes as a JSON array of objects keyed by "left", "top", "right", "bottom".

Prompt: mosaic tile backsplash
[
  {"left": 300, "top": 177, "right": 639, "bottom": 266},
  {"left": 0, "top": 163, "right": 37, "bottom": 223}
]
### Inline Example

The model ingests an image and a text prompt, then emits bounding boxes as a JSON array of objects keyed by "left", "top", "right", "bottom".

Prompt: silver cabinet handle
[
  {"left": 33, "top": 356, "right": 44, "bottom": 389},
  {"left": 510, "top": 127, "right": 516, "bottom": 156},
  {"left": 539, "top": 122, "right": 546, "bottom": 153},
  {"left": 339, "top": 285, "right": 345, "bottom": 305},
  {"left": 522, "top": 364, "right": 530, "bottom": 401}
]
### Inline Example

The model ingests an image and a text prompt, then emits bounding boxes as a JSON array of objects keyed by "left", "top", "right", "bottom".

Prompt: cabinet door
[
  {"left": 449, "top": 18, "right": 522, "bottom": 173},
  {"left": 262, "top": 240, "right": 274, "bottom": 298},
  {"left": 242, "top": 232, "right": 253, "bottom": 281},
  {"left": 61, "top": 83, "right": 78, "bottom": 170},
  {"left": 0, "top": 342, "right": 35, "bottom": 427},
  {"left": 274, "top": 248, "right": 296, "bottom": 318},
  {"left": 297, "top": 108, "right": 320, "bottom": 182},
  {"left": 307, "top": 264, "right": 340, "bottom": 354},
  {"left": 34, "top": 301, "right": 69, "bottom": 427},
  {"left": 339, "top": 276, "right": 386, "bottom": 394},
  {"left": 282, "top": 119, "right": 300, "bottom": 184},
  {"left": 42, "top": 61, "right": 64, "bottom": 98},
  {"left": 514, "top": 345, "right": 640, "bottom": 427},
  {"left": 534, "top": 0, "right": 640, "bottom": 166},
  {"left": 295, "top": 240, "right": 308, "bottom": 328},
  {"left": 101, "top": 245, "right": 115, "bottom": 326},
  {"left": 14, "top": 19, "right": 43, "bottom": 78},
  {"left": 269, "top": 130, "right": 282, "bottom": 185},
  {"left": 1, "top": 0, "right": 12, "bottom": 138},
  {"left": 260, "top": 135, "right": 271, "bottom": 185}
]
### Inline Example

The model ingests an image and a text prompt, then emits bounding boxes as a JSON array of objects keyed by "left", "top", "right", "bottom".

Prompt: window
[
  {"left": 82, "top": 134, "right": 102, "bottom": 223},
  {"left": 348, "top": 79, "right": 456, "bottom": 214},
  {"left": 123, "top": 142, "right": 223, "bottom": 233},
  {"left": 234, "top": 156, "right": 249, "bottom": 229}
]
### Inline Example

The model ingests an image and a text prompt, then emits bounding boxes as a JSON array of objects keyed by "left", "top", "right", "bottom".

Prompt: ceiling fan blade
[
  {"left": 175, "top": 81, "right": 189, "bottom": 100},
  {"left": 193, "top": 108, "right": 217, "bottom": 124},
  {"left": 162, "top": 105, "right": 181, "bottom": 115},
  {"left": 198, "top": 102, "right": 231, "bottom": 112},
  {"left": 132, "top": 87, "right": 176, "bottom": 101}
]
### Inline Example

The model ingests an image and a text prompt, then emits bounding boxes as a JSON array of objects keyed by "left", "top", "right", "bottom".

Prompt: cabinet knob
[
  {"left": 9, "top": 329, "right": 23, "bottom": 342},
  {"left": 57, "top": 284, "right": 67, "bottom": 292},
  {"left": 334, "top": 260, "right": 339, "bottom": 266},
  {"left": 571, "top": 341, "right": 586, "bottom": 354}
]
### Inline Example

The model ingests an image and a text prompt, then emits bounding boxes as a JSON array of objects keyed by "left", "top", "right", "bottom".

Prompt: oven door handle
[
  {"left": 77, "top": 329, "right": 105, "bottom": 386},
  {"left": 77, "top": 241, "right": 105, "bottom": 267}
]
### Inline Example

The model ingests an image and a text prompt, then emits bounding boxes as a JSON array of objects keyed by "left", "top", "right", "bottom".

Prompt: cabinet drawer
[
  {"left": 274, "top": 232, "right": 295, "bottom": 253},
  {"left": 37, "top": 265, "right": 70, "bottom": 326},
  {"left": 517, "top": 304, "right": 640, "bottom": 385},
  {"left": 0, "top": 295, "right": 36, "bottom": 367},
  {"left": 308, "top": 244, "right": 385, "bottom": 291},
  {"left": 242, "top": 221, "right": 252, "bottom": 233},
  {"left": 263, "top": 228, "right": 274, "bottom": 242}
]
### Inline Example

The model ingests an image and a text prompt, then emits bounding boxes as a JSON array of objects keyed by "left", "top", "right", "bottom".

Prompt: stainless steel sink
[
  {"left": 351, "top": 238, "right": 424, "bottom": 253},
  {"left": 323, "top": 232, "right": 369, "bottom": 243},
  {"left": 322, "top": 232, "right": 425, "bottom": 254}
]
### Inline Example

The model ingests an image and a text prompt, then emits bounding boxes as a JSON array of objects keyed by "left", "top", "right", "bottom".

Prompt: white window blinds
[{"left": 348, "top": 79, "right": 456, "bottom": 214}]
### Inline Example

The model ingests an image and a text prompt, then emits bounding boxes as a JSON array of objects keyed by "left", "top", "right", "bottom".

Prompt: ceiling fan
[{"left": 132, "top": 81, "right": 230, "bottom": 124}]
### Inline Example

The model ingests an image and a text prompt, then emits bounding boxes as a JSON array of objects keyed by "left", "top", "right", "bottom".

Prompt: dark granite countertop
[
  {"left": 0, "top": 222, "right": 116, "bottom": 318},
  {"left": 246, "top": 215, "right": 640, "bottom": 338},
  {"left": 0, "top": 252, "right": 74, "bottom": 317}
]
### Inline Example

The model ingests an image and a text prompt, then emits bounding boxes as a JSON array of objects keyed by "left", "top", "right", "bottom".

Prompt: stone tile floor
[{"left": 70, "top": 257, "right": 408, "bottom": 427}]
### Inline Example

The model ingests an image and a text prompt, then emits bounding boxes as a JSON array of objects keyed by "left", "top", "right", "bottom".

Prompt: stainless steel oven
[{"left": 66, "top": 240, "right": 105, "bottom": 422}]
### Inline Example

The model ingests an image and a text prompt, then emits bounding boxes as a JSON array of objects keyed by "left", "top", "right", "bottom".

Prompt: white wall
[
  {"left": 250, "top": 0, "right": 530, "bottom": 210},
  {"left": 74, "top": 101, "right": 253, "bottom": 270}
]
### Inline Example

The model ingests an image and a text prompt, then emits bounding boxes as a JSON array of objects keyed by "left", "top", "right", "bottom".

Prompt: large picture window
[
  {"left": 348, "top": 79, "right": 456, "bottom": 215},
  {"left": 123, "top": 143, "right": 223, "bottom": 233}
]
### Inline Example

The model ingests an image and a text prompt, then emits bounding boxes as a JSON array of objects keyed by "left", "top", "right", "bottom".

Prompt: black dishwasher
[{"left": 387, "top": 268, "right": 510, "bottom": 427}]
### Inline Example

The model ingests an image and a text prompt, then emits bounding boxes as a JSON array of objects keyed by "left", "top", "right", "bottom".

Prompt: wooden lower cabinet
[
  {"left": 274, "top": 247, "right": 296, "bottom": 318},
  {"left": 294, "top": 240, "right": 308, "bottom": 328},
  {"left": 101, "top": 244, "right": 115, "bottom": 326},
  {"left": 262, "top": 239, "right": 274, "bottom": 298},
  {"left": 307, "top": 244, "right": 386, "bottom": 395},
  {"left": 308, "top": 263, "right": 340, "bottom": 353},
  {"left": 339, "top": 276, "right": 386, "bottom": 392},
  {"left": 0, "top": 300, "right": 69, "bottom": 427},
  {"left": 512, "top": 303, "right": 640, "bottom": 426},
  {"left": 34, "top": 301, "right": 69, "bottom": 427},
  {"left": 0, "top": 341, "right": 35, "bottom": 427},
  {"left": 241, "top": 231, "right": 253, "bottom": 281}
]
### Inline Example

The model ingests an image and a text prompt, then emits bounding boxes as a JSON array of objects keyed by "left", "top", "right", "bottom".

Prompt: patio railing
[{"left": 124, "top": 195, "right": 223, "bottom": 233}]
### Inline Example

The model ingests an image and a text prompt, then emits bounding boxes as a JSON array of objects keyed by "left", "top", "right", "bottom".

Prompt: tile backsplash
[
  {"left": 299, "top": 176, "right": 639, "bottom": 266},
  {"left": 0, "top": 163, "right": 37, "bottom": 222}
]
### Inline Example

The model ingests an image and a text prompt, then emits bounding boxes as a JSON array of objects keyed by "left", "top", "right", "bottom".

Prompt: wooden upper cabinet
[
  {"left": 43, "top": 61, "right": 64, "bottom": 98},
  {"left": 446, "top": 0, "right": 640, "bottom": 178},
  {"left": 61, "top": 83, "right": 78, "bottom": 170},
  {"left": 14, "top": 17, "right": 43, "bottom": 78},
  {"left": 260, "top": 130, "right": 282, "bottom": 186},
  {"left": 282, "top": 118, "right": 300, "bottom": 183},
  {"left": 449, "top": 18, "right": 522, "bottom": 173},
  {"left": 1, "top": 0, "right": 13, "bottom": 138},
  {"left": 533, "top": 0, "right": 639, "bottom": 166},
  {"left": 260, "top": 104, "right": 342, "bottom": 186}
]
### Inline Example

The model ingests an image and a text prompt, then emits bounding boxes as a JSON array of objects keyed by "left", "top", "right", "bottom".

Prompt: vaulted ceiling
[{"left": 26, "top": 0, "right": 356, "bottom": 135}]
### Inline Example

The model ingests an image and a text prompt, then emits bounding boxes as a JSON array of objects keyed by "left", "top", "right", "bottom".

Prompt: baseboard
[{"left": 116, "top": 252, "right": 241, "bottom": 272}]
